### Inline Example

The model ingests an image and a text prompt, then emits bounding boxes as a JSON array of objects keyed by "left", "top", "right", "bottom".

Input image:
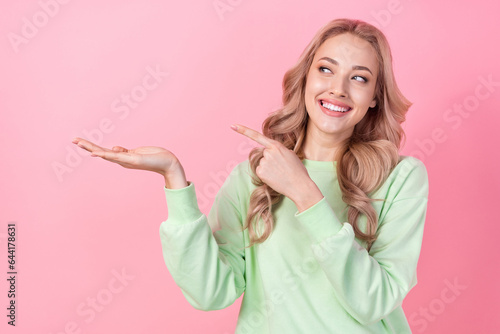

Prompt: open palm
[{"left": 72, "top": 137, "right": 181, "bottom": 176}]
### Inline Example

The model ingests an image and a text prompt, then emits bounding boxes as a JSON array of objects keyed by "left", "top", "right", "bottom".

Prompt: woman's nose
[
  {"left": 329, "top": 77, "right": 348, "bottom": 98},
  {"left": 330, "top": 88, "right": 346, "bottom": 97}
]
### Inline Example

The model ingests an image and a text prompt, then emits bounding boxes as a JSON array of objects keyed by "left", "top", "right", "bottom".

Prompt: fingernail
[{"left": 230, "top": 124, "right": 238, "bottom": 131}]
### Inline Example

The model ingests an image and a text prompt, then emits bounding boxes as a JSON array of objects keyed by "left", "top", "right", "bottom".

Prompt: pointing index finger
[{"left": 231, "top": 124, "right": 273, "bottom": 148}]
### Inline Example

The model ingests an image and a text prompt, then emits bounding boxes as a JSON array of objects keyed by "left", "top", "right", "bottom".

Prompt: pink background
[{"left": 1, "top": 0, "right": 499, "bottom": 333}]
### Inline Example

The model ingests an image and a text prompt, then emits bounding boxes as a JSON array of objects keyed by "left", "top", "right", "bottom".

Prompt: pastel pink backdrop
[{"left": 1, "top": 0, "right": 499, "bottom": 333}]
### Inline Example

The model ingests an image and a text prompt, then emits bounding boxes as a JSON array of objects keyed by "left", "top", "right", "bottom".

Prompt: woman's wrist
[
  {"left": 291, "top": 180, "right": 324, "bottom": 213},
  {"left": 162, "top": 165, "right": 188, "bottom": 189}
]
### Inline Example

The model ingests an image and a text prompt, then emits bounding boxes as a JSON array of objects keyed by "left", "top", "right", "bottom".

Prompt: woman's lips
[{"left": 318, "top": 99, "right": 352, "bottom": 117}]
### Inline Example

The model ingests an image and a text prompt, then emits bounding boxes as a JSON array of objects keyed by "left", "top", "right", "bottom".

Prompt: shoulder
[
  {"left": 393, "top": 155, "right": 428, "bottom": 181},
  {"left": 218, "top": 159, "right": 255, "bottom": 200},
  {"left": 376, "top": 155, "right": 429, "bottom": 200},
  {"left": 208, "top": 159, "right": 256, "bottom": 218},
  {"left": 224, "top": 160, "right": 253, "bottom": 187},
  {"left": 229, "top": 159, "right": 252, "bottom": 178}
]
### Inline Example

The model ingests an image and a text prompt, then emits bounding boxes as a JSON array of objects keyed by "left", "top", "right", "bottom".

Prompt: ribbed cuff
[
  {"left": 164, "top": 181, "right": 203, "bottom": 225},
  {"left": 295, "top": 197, "right": 344, "bottom": 243}
]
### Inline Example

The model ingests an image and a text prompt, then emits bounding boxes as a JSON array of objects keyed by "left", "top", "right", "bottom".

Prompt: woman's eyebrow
[{"left": 318, "top": 56, "right": 373, "bottom": 76}]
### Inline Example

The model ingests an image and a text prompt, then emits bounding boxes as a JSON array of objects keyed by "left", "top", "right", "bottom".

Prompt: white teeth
[{"left": 321, "top": 101, "right": 350, "bottom": 112}]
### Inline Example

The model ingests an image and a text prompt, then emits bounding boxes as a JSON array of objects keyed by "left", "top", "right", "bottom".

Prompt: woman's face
[{"left": 304, "top": 33, "right": 379, "bottom": 143}]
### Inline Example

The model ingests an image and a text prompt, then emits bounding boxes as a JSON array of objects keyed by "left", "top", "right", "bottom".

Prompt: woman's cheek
[{"left": 315, "top": 77, "right": 331, "bottom": 90}]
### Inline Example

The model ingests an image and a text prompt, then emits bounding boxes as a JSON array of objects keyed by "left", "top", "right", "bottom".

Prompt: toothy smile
[{"left": 320, "top": 100, "right": 351, "bottom": 113}]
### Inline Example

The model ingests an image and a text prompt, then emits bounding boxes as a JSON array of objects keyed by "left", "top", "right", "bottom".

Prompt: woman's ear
[{"left": 369, "top": 99, "right": 377, "bottom": 109}]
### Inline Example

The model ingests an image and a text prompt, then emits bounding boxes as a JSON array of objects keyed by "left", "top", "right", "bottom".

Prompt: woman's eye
[
  {"left": 319, "top": 66, "right": 332, "bottom": 73},
  {"left": 353, "top": 75, "right": 368, "bottom": 83},
  {"left": 319, "top": 67, "right": 367, "bottom": 83}
]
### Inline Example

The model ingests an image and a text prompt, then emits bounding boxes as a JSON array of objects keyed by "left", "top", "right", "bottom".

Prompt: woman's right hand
[{"left": 71, "top": 137, "right": 188, "bottom": 189}]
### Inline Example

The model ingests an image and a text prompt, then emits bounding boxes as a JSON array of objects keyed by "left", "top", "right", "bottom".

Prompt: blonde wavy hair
[{"left": 245, "top": 18, "right": 411, "bottom": 250}]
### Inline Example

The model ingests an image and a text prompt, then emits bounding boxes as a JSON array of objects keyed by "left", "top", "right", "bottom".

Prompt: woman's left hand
[{"left": 231, "top": 124, "right": 324, "bottom": 212}]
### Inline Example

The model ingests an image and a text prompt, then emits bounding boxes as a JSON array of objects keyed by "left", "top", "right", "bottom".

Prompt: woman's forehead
[{"left": 313, "top": 34, "right": 379, "bottom": 72}]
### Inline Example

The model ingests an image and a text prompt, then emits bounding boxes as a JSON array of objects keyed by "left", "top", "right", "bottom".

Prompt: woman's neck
[{"left": 302, "top": 127, "right": 350, "bottom": 161}]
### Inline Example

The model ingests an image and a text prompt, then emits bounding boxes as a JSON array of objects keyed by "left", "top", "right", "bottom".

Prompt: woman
[{"left": 73, "top": 18, "right": 428, "bottom": 333}]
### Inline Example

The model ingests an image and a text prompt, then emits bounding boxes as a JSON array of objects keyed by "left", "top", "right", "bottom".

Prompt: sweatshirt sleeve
[
  {"left": 295, "top": 157, "right": 429, "bottom": 325},
  {"left": 159, "top": 167, "right": 247, "bottom": 311}
]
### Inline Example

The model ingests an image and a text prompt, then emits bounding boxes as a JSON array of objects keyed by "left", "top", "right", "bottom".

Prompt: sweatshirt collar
[{"left": 302, "top": 159, "right": 336, "bottom": 171}]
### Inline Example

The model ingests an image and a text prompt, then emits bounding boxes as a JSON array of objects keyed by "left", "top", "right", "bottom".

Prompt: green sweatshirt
[{"left": 159, "top": 156, "right": 429, "bottom": 333}]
